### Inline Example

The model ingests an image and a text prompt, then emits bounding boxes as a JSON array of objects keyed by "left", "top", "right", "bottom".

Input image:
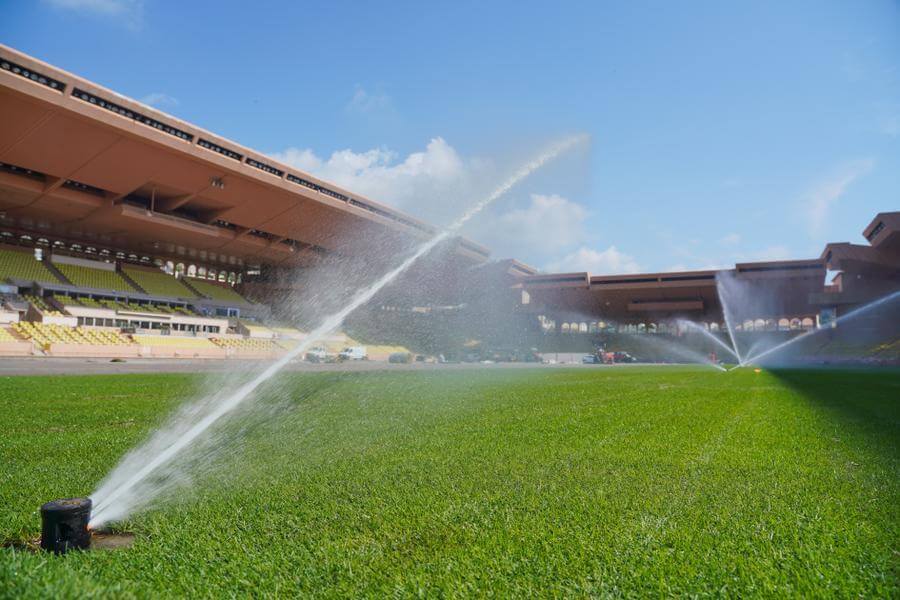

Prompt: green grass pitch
[{"left": 1, "top": 367, "right": 898, "bottom": 597}]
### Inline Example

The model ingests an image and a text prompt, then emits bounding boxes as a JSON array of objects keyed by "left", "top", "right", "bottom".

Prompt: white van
[{"left": 338, "top": 346, "right": 367, "bottom": 361}]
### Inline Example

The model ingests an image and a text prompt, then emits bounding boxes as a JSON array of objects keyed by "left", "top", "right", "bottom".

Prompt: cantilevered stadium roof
[{"left": 0, "top": 45, "right": 489, "bottom": 270}]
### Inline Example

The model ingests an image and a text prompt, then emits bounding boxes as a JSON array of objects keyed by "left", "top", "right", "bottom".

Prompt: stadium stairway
[
  {"left": 44, "top": 260, "right": 72, "bottom": 285},
  {"left": 118, "top": 269, "right": 147, "bottom": 294},
  {"left": 179, "top": 277, "right": 202, "bottom": 298}
]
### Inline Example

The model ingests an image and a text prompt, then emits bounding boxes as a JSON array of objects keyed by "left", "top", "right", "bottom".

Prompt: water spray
[
  {"left": 715, "top": 273, "right": 744, "bottom": 365},
  {"left": 738, "top": 288, "right": 900, "bottom": 367},
  {"left": 82, "top": 134, "right": 589, "bottom": 529},
  {"left": 676, "top": 319, "right": 740, "bottom": 361}
]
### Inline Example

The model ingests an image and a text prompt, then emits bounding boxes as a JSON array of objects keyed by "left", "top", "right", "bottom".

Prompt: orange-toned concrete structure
[
  {"left": 0, "top": 44, "right": 487, "bottom": 277},
  {"left": 1, "top": 44, "right": 897, "bottom": 360},
  {"left": 518, "top": 212, "right": 899, "bottom": 331}
]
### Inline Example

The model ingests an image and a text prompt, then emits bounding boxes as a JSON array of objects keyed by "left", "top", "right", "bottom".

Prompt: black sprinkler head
[{"left": 40, "top": 498, "right": 92, "bottom": 554}]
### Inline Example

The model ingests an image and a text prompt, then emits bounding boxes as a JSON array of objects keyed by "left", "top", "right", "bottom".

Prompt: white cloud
[
  {"left": 140, "top": 92, "right": 178, "bottom": 109},
  {"left": 346, "top": 85, "right": 391, "bottom": 114},
  {"left": 804, "top": 158, "right": 875, "bottom": 236},
  {"left": 271, "top": 138, "right": 592, "bottom": 267},
  {"left": 44, "top": 0, "right": 143, "bottom": 26},
  {"left": 271, "top": 137, "right": 473, "bottom": 224},
  {"left": 545, "top": 245, "right": 641, "bottom": 275},
  {"left": 493, "top": 194, "right": 588, "bottom": 253}
]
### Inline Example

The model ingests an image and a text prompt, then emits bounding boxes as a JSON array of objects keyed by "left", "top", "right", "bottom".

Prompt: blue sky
[{"left": 2, "top": 0, "right": 898, "bottom": 274}]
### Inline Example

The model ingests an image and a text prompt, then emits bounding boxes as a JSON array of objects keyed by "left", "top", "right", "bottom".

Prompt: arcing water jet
[
  {"left": 715, "top": 272, "right": 744, "bottom": 365},
  {"left": 739, "top": 288, "right": 900, "bottom": 366},
  {"left": 676, "top": 319, "right": 739, "bottom": 361},
  {"left": 86, "top": 134, "right": 589, "bottom": 528}
]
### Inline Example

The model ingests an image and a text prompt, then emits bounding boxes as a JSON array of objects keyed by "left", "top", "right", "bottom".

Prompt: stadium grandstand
[
  {"left": 122, "top": 265, "right": 198, "bottom": 298},
  {"left": 0, "top": 43, "right": 487, "bottom": 359},
  {"left": 1, "top": 44, "right": 897, "bottom": 363}
]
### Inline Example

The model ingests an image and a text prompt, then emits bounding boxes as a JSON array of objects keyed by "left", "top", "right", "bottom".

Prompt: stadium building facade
[{"left": 1, "top": 45, "right": 898, "bottom": 361}]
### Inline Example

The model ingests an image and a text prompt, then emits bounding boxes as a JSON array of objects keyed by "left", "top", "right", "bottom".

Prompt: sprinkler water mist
[{"left": 40, "top": 498, "right": 92, "bottom": 554}]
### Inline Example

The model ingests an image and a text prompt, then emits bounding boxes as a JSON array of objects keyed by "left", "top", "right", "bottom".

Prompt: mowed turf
[{"left": 1, "top": 367, "right": 898, "bottom": 597}]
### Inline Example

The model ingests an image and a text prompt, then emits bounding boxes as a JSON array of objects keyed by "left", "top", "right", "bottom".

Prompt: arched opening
[
  {"left": 778, "top": 318, "right": 790, "bottom": 331},
  {"left": 187, "top": 264, "right": 197, "bottom": 278},
  {"left": 801, "top": 317, "right": 814, "bottom": 330}
]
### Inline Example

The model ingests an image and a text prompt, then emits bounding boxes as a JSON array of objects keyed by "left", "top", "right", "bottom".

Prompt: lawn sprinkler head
[{"left": 40, "top": 498, "right": 92, "bottom": 554}]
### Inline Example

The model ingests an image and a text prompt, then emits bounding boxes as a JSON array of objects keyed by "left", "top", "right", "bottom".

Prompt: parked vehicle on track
[
  {"left": 389, "top": 352, "right": 412, "bottom": 364},
  {"left": 338, "top": 346, "right": 368, "bottom": 361},
  {"left": 305, "top": 346, "right": 331, "bottom": 363}
]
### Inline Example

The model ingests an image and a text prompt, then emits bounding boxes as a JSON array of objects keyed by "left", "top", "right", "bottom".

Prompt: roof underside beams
[{"left": 0, "top": 47, "right": 490, "bottom": 269}]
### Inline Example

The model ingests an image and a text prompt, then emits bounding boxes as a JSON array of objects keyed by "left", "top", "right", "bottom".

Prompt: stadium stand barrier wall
[
  {"left": 45, "top": 343, "right": 142, "bottom": 358},
  {"left": 0, "top": 326, "right": 33, "bottom": 356},
  {"left": 133, "top": 334, "right": 228, "bottom": 359}
]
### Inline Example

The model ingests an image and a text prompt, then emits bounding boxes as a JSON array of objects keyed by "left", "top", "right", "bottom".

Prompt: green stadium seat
[
  {"left": 187, "top": 278, "right": 250, "bottom": 304},
  {"left": 55, "top": 263, "right": 137, "bottom": 292},
  {"left": 0, "top": 247, "right": 61, "bottom": 284},
  {"left": 123, "top": 267, "right": 198, "bottom": 298}
]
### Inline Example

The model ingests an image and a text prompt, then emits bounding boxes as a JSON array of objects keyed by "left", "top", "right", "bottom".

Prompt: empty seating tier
[
  {"left": 211, "top": 337, "right": 284, "bottom": 352},
  {"left": 52, "top": 294, "right": 81, "bottom": 308},
  {"left": 0, "top": 327, "right": 18, "bottom": 342},
  {"left": 187, "top": 278, "right": 249, "bottom": 304},
  {"left": 55, "top": 263, "right": 137, "bottom": 292},
  {"left": 51, "top": 294, "right": 199, "bottom": 316},
  {"left": 0, "top": 248, "right": 60, "bottom": 284},
  {"left": 13, "top": 322, "right": 134, "bottom": 348},
  {"left": 24, "top": 295, "right": 64, "bottom": 316},
  {"left": 123, "top": 267, "right": 199, "bottom": 298},
  {"left": 75, "top": 297, "right": 105, "bottom": 308}
]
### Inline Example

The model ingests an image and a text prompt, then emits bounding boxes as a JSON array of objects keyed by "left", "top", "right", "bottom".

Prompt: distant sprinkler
[{"left": 40, "top": 498, "right": 92, "bottom": 554}]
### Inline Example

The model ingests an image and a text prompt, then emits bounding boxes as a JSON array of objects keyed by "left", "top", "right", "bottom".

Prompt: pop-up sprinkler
[{"left": 40, "top": 498, "right": 92, "bottom": 554}]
